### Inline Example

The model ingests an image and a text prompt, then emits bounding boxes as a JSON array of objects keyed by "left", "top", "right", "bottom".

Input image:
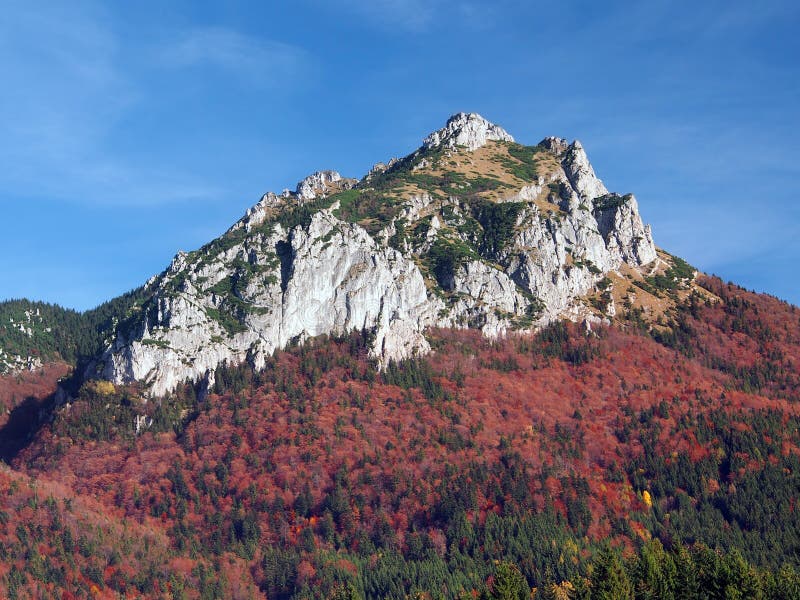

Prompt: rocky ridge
[{"left": 91, "top": 113, "right": 660, "bottom": 396}]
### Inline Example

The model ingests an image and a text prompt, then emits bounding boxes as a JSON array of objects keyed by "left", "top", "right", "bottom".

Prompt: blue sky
[{"left": 1, "top": 0, "right": 798, "bottom": 310}]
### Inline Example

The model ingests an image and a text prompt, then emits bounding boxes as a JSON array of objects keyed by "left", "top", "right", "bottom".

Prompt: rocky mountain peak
[
  {"left": 295, "top": 170, "right": 355, "bottom": 201},
  {"left": 562, "top": 140, "right": 608, "bottom": 200},
  {"left": 81, "top": 113, "right": 666, "bottom": 397},
  {"left": 540, "top": 136, "right": 570, "bottom": 155},
  {"left": 422, "top": 112, "right": 514, "bottom": 151}
]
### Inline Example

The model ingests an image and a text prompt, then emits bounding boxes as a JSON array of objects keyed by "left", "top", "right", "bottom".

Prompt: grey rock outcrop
[
  {"left": 542, "top": 137, "right": 608, "bottom": 200},
  {"left": 593, "top": 194, "right": 657, "bottom": 266},
  {"left": 365, "top": 158, "right": 399, "bottom": 182},
  {"left": 423, "top": 112, "right": 514, "bottom": 151},
  {"left": 97, "top": 209, "right": 436, "bottom": 396},
  {"left": 95, "top": 113, "right": 658, "bottom": 396},
  {"left": 295, "top": 170, "right": 355, "bottom": 201}
]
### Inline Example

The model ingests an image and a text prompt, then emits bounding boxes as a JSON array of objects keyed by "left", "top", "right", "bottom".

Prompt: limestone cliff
[{"left": 92, "top": 113, "right": 658, "bottom": 395}]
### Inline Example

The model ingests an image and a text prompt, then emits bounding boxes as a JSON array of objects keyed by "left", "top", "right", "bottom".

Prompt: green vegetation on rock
[
  {"left": 427, "top": 237, "right": 479, "bottom": 289},
  {"left": 635, "top": 254, "right": 696, "bottom": 296},
  {"left": 474, "top": 200, "right": 524, "bottom": 257},
  {"left": 502, "top": 143, "right": 543, "bottom": 181}
]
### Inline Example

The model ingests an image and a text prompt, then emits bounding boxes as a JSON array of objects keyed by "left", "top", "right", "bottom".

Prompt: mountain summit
[
  {"left": 422, "top": 112, "right": 515, "bottom": 151},
  {"left": 4, "top": 114, "right": 665, "bottom": 396}
]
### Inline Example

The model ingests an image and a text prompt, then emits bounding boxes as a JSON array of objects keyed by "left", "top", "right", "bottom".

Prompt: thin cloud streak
[
  {"left": 328, "top": 0, "right": 497, "bottom": 32},
  {"left": 158, "top": 27, "right": 310, "bottom": 87},
  {"left": 0, "top": 9, "right": 289, "bottom": 207},
  {"left": 0, "top": 3, "right": 132, "bottom": 161},
  {"left": 338, "top": 0, "right": 439, "bottom": 31}
]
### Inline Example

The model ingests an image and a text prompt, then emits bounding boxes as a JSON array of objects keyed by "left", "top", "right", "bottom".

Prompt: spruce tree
[
  {"left": 591, "top": 545, "right": 633, "bottom": 600},
  {"left": 487, "top": 561, "right": 530, "bottom": 600}
]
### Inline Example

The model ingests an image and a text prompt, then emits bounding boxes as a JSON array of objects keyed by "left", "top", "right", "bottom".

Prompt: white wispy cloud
[
  {"left": 0, "top": 6, "right": 287, "bottom": 207},
  {"left": 338, "top": 0, "right": 439, "bottom": 31},
  {"left": 328, "top": 0, "right": 496, "bottom": 33},
  {"left": 159, "top": 27, "right": 310, "bottom": 86},
  {"left": 0, "top": 3, "right": 131, "bottom": 162}
]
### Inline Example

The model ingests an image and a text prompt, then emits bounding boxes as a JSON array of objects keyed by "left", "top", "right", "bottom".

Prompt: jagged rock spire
[{"left": 541, "top": 137, "right": 608, "bottom": 201}]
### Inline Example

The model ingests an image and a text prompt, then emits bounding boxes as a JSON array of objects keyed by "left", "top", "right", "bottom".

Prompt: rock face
[
  {"left": 94, "top": 113, "right": 658, "bottom": 396},
  {"left": 97, "top": 209, "right": 436, "bottom": 396}
]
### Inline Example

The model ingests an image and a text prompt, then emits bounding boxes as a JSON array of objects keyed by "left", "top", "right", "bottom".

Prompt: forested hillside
[
  {"left": 2, "top": 277, "right": 800, "bottom": 598},
  {"left": 0, "top": 289, "right": 147, "bottom": 375}
]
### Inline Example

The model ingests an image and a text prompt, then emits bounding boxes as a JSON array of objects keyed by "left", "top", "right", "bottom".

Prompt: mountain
[
  {"left": 75, "top": 113, "right": 661, "bottom": 396},
  {"left": 2, "top": 114, "right": 800, "bottom": 599}
]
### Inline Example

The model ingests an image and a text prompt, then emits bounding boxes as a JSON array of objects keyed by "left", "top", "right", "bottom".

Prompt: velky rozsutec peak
[{"left": 72, "top": 113, "right": 668, "bottom": 396}]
